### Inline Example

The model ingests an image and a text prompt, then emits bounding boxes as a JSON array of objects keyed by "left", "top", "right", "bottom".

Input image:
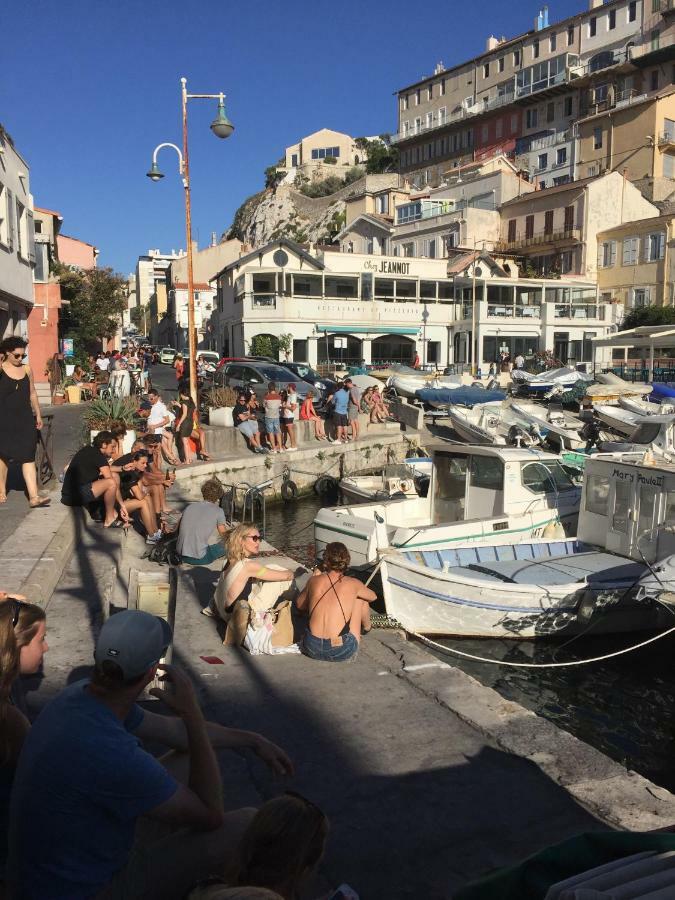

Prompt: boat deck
[{"left": 403, "top": 542, "right": 648, "bottom": 586}]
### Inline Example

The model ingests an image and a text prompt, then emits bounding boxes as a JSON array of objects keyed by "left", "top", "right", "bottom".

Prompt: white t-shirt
[
  {"left": 148, "top": 400, "right": 169, "bottom": 434},
  {"left": 97, "top": 357, "right": 110, "bottom": 372}
]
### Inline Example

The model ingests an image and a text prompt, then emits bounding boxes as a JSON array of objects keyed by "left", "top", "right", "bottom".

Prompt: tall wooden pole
[{"left": 181, "top": 77, "right": 198, "bottom": 408}]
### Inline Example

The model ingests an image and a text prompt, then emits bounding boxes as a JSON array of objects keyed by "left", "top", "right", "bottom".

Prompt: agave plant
[
  {"left": 204, "top": 386, "right": 237, "bottom": 409},
  {"left": 81, "top": 396, "right": 139, "bottom": 430}
]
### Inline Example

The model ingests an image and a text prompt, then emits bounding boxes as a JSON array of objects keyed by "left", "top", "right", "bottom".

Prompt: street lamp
[
  {"left": 147, "top": 77, "right": 234, "bottom": 407},
  {"left": 470, "top": 237, "right": 498, "bottom": 376},
  {"left": 421, "top": 303, "right": 429, "bottom": 369}
]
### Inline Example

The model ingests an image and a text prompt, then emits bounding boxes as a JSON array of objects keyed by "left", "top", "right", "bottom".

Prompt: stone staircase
[{"left": 35, "top": 383, "right": 52, "bottom": 406}]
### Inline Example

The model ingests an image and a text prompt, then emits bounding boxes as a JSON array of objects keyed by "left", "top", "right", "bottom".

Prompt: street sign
[{"left": 61, "top": 339, "right": 74, "bottom": 357}]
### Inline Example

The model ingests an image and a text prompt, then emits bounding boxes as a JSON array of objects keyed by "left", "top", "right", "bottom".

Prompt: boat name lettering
[
  {"left": 612, "top": 468, "right": 634, "bottom": 482},
  {"left": 637, "top": 473, "right": 664, "bottom": 488},
  {"left": 363, "top": 259, "right": 412, "bottom": 275}
]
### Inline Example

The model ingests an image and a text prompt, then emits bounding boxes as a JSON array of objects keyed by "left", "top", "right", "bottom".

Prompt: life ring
[{"left": 281, "top": 479, "right": 298, "bottom": 502}]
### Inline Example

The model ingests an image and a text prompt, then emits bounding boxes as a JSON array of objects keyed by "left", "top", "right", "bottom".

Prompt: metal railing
[
  {"left": 554, "top": 304, "right": 603, "bottom": 319},
  {"left": 487, "top": 305, "right": 542, "bottom": 318},
  {"left": 251, "top": 293, "right": 277, "bottom": 308},
  {"left": 659, "top": 132, "right": 675, "bottom": 145},
  {"left": 497, "top": 227, "right": 581, "bottom": 251}
]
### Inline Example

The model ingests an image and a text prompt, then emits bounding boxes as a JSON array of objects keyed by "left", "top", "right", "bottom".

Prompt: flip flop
[
  {"left": 0, "top": 494, "right": 6, "bottom": 504},
  {"left": 104, "top": 518, "right": 127, "bottom": 529}
]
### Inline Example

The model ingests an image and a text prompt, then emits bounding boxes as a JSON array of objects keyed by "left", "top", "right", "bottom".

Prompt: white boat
[
  {"left": 448, "top": 403, "right": 543, "bottom": 447},
  {"left": 338, "top": 459, "right": 433, "bottom": 505},
  {"left": 511, "top": 367, "right": 593, "bottom": 396},
  {"left": 386, "top": 365, "right": 462, "bottom": 399},
  {"left": 314, "top": 444, "right": 580, "bottom": 569},
  {"left": 508, "top": 399, "right": 585, "bottom": 450},
  {"left": 599, "top": 415, "right": 675, "bottom": 454},
  {"left": 379, "top": 451, "right": 675, "bottom": 639},
  {"left": 619, "top": 396, "right": 674, "bottom": 417},
  {"left": 594, "top": 404, "right": 641, "bottom": 436}
]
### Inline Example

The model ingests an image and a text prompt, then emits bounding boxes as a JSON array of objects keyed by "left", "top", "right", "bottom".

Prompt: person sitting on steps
[
  {"left": 61, "top": 431, "right": 130, "bottom": 528},
  {"left": 178, "top": 478, "right": 230, "bottom": 566},
  {"left": 296, "top": 542, "right": 376, "bottom": 663}
]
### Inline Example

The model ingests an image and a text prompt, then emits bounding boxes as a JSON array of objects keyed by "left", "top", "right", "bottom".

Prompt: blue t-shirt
[
  {"left": 8, "top": 680, "right": 178, "bottom": 899},
  {"left": 333, "top": 388, "right": 350, "bottom": 416}
]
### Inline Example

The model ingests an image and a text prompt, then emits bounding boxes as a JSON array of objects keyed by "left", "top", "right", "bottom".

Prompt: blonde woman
[
  {"left": 0, "top": 597, "right": 49, "bottom": 880},
  {"left": 210, "top": 524, "right": 298, "bottom": 621}
]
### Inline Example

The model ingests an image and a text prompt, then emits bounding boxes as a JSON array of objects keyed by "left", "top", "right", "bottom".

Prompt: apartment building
[
  {"left": 211, "top": 238, "right": 617, "bottom": 370},
  {"left": 0, "top": 124, "right": 35, "bottom": 340},
  {"left": 393, "top": 0, "right": 672, "bottom": 191},
  {"left": 135, "top": 248, "right": 184, "bottom": 309},
  {"left": 497, "top": 170, "right": 657, "bottom": 277},
  {"left": 597, "top": 212, "right": 675, "bottom": 307},
  {"left": 29, "top": 207, "right": 64, "bottom": 402},
  {"left": 56, "top": 234, "right": 98, "bottom": 269}
]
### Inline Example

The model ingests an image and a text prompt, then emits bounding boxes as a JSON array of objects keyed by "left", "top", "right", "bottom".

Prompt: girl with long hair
[{"left": 0, "top": 597, "right": 49, "bottom": 880}]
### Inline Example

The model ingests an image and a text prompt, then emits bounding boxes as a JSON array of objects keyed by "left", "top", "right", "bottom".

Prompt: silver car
[{"left": 215, "top": 361, "right": 309, "bottom": 401}]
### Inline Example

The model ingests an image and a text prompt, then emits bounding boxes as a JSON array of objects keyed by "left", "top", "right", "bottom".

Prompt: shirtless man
[{"left": 296, "top": 542, "right": 377, "bottom": 662}]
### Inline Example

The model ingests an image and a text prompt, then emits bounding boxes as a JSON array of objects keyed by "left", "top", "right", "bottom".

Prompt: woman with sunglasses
[
  {"left": 210, "top": 524, "right": 297, "bottom": 623},
  {"left": 0, "top": 336, "right": 50, "bottom": 508},
  {"left": 0, "top": 596, "right": 49, "bottom": 884}
]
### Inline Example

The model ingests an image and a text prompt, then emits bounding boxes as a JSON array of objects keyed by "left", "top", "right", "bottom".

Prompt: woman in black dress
[
  {"left": 0, "top": 337, "right": 50, "bottom": 508},
  {"left": 174, "top": 384, "right": 197, "bottom": 464}
]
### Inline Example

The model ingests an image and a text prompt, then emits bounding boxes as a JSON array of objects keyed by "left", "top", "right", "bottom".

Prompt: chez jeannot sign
[{"left": 362, "top": 258, "right": 413, "bottom": 275}]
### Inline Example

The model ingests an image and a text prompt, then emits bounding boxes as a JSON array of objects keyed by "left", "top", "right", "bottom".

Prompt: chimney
[
  {"left": 434, "top": 61, "right": 445, "bottom": 74},
  {"left": 485, "top": 35, "right": 499, "bottom": 52},
  {"left": 211, "top": 231, "right": 217, "bottom": 246},
  {"left": 589, "top": 0, "right": 602, "bottom": 7}
]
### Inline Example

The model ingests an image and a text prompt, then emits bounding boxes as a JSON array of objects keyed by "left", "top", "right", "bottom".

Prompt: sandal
[
  {"left": 104, "top": 518, "right": 127, "bottom": 529},
  {"left": 29, "top": 496, "right": 51, "bottom": 509},
  {"left": 0, "top": 493, "right": 6, "bottom": 504}
]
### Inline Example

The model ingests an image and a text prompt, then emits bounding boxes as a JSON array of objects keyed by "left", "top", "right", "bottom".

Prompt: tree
[
  {"left": 250, "top": 334, "right": 279, "bottom": 359},
  {"left": 354, "top": 135, "right": 399, "bottom": 174},
  {"left": 277, "top": 333, "right": 293, "bottom": 360},
  {"left": 57, "top": 264, "right": 128, "bottom": 354},
  {"left": 621, "top": 304, "right": 675, "bottom": 331}
]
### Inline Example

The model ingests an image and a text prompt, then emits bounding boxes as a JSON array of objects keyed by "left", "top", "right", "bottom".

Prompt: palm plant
[{"left": 81, "top": 396, "right": 139, "bottom": 430}]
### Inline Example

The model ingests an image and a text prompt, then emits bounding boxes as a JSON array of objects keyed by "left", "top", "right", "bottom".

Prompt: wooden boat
[{"left": 379, "top": 451, "right": 675, "bottom": 638}]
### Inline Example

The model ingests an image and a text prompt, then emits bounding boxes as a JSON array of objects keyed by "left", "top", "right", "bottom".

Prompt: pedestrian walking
[
  {"left": 0, "top": 337, "right": 50, "bottom": 508},
  {"left": 345, "top": 377, "right": 361, "bottom": 441},
  {"left": 263, "top": 382, "right": 282, "bottom": 453}
]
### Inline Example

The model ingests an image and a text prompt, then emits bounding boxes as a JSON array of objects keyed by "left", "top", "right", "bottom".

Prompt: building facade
[
  {"left": 282, "top": 129, "right": 368, "bottom": 181},
  {"left": 0, "top": 124, "right": 35, "bottom": 340},
  {"left": 28, "top": 207, "right": 64, "bottom": 401},
  {"left": 56, "top": 234, "right": 98, "bottom": 269},
  {"left": 597, "top": 212, "right": 675, "bottom": 307},
  {"left": 212, "top": 238, "right": 617, "bottom": 370}
]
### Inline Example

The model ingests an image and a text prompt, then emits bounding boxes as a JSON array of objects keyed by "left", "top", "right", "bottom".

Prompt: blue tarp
[
  {"left": 415, "top": 386, "right": 506, "bottom": 407},
  {"left": 651, "top": 382, "right": 675, "bottom": 400}
]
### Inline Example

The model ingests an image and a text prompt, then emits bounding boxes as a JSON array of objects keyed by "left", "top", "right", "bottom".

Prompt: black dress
[
  {"left": 0, "top": 367, "right": 37, "bottom": 463},
  {"left": 177, "top": 398, "right": 196, "bottom": 439}
]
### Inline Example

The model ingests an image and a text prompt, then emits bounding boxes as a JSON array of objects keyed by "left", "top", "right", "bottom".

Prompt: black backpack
[{"left": 142, "top": 533, "right": 181, "bottom": 566}]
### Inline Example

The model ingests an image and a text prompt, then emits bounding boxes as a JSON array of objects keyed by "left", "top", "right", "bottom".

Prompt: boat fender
[
  {"left": 399, "top": 479, "right": 413, "bottom": 493},
  {"left": 314, "top": 475, "right": 339, "bottom": 497},
  {"left": 542, "top": 520, "right": 565, "bottom": 539},
  {"left": 280, "top": 479, "right": 298, "bottom": 502}
]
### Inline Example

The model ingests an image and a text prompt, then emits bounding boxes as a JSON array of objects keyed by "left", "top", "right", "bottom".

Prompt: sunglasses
[
  {"left": 11, "top": 352, "right": 26, "bottom": 360},
  {"left": 10, "top": 599, "right": 27, "bottom": 628},
  {"left": 246, "top": 534, "right": 261, "bottom": 542}
]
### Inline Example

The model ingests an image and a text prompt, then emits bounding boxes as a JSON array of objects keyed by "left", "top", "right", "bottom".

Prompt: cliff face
[{"left": 225, "top": 174, "right": 399, "bottom": 249}]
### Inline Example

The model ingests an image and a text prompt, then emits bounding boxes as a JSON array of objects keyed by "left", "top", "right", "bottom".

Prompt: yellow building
[{"left": 597, "top": 213, "right": 675, "bottom": 308}]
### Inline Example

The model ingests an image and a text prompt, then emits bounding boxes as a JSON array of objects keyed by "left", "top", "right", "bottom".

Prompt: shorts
[
  {"left": 265, "top": 418, "right": 281, "bottom": 434},
  {"left": 280, "top": 416, "right": 294, "bottom": 427},
  {"left": 181, "top": 543, "right": 226, "bottom": 566},
  {"left": 332, "top": 413, "right": 348, "bottom": 428},
  {"left": 237, "top": 420, "right": 259, "bottom": 439},
  {"left": 78, "top": 481, "right": 96, "bottom": 504},
  {"left": 348, "top": 406, "right": 359, "bottom": 422},
  {"left": 301, "top": 631, "right": 358, "bottom": 662}
]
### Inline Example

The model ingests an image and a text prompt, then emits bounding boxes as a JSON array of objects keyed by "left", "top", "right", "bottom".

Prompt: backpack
[{"left": 142, "top": 533, "right": 181, "bottom": 566}]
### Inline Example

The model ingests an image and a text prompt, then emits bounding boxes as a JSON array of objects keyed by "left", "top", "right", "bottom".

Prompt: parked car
[
  {"left": 159, "top": 347, "right": 177, "bottom": 364},
  {"left": 214, "top": 361, "right": 309, "bottom": 402},
  {"left": 277, "top": 362, "right": 337, "bottom": 399}
]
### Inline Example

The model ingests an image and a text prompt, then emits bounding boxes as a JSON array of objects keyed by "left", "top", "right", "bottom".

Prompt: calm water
[{"left": 265, "top": 494, "right": 675, "bottom": 792}]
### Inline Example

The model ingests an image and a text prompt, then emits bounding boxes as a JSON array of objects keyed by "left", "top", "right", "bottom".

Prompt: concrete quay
[{"left": 21, "top": 512, "right": 675, "bottom": 899}]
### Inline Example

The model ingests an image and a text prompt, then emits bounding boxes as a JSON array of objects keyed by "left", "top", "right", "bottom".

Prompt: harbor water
[{"left": 265, "top": 493, "right": 675, "bottom": 793}]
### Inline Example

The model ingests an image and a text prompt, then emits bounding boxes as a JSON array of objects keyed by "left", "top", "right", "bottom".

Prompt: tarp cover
[{"left": 416, "top": 386, "right": 506, "bottom": 407}]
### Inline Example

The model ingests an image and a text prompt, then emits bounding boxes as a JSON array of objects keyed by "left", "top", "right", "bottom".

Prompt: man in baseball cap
[{"left": 9, "top": 610, "right": 293, "bottom": 899}]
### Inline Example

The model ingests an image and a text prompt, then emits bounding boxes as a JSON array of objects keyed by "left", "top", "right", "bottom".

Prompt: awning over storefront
[{"left": 315, "top": 325, "right": 420, "bottom": 335}]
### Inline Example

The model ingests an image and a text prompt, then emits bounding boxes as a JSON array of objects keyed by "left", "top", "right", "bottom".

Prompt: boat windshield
[{"left": 521, "top": 460, "right": 576, "bottom": 494}]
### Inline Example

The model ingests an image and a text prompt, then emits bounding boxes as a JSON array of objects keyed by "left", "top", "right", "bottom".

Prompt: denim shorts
[
  {"left": 301, "top": 631, "right": 358, "bottom": 662},
  {"left": 237, "top": 420, "right": 258, "bottom": 439},
  {"left": 265, "top": 418, "right": 281, "bottom": 434}
]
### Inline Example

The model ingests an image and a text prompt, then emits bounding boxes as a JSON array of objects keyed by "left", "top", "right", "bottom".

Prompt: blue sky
[{"left": 3, "top": 0, "right": 581, "bottom": 274}]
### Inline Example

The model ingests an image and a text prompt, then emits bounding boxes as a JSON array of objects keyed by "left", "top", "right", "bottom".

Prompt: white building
[
  {"left": 135, "top": 248, "right": 184, "bottom": 309},
  {"left": 212, "top": 238, "right": 619, "bottom": 370},
  {"left": 0, "top": 124, "right": 35, "bottom": 338}
]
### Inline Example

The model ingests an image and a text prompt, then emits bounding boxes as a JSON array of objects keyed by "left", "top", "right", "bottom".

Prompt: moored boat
[{"left": 338, "top": 459, "right": 432, "bottom": 504}]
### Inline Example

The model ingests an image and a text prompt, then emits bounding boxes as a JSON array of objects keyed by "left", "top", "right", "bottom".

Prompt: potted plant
[
  {"left": 53, "top": 380, "right": 68, "bottom": 406},
  {"left": 205, "top": 386, "right": 237, "bottom": 427},
  {"left": 82, "top": 397, "right": 139, "bottom": 451}
]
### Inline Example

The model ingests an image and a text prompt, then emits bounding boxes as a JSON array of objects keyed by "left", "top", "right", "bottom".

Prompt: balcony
[
  {"left": 660, "top": 0, "right": 675, "bottom": 16},
  {"left": 497, "top": 227, "right": 581, "bottom": 252},
  {"left": 658, "top": 131, "right": 675, "bottom": 150},
  {"left": 251, "top": 293, "right": 277, "bottom": 308},
  {"left": 515, "top": 130, "right": 570, "bottom": 154},
  {"left": 487, "top": 304, "right": 541, "bottom": 318},
  {"left": 554, "top": 303, "right": 604, "bottom": 320}
]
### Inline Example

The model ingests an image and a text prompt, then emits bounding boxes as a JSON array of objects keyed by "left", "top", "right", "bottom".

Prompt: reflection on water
[{"left": 266, "top": 495, "right": 675, "bottom": 791}]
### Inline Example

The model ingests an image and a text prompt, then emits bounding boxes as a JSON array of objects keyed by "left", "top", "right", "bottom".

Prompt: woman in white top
[{"left": 279, "top": 389, "right": 297, "bottom": 451}]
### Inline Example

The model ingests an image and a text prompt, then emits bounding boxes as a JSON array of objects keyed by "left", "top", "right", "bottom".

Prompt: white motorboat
[
  {"left": 448, "top": 403, "right": 543, "bottom": 447},
  {"left": 379, "top": 451, "right": 675, "bottom": 639},
  {"left": 507, "top": 399, "right": 585, "bottom": 450},
  {"left": 511, "top": 367, "right": 593, "bottom": 396},
  {"left": 338, "top": 459, "right": 433, "bottom": 505},
  {"left": 619, "top": 396, "right": 674, "bottom": 417},
  {"left": 594, "top": 404, "right": 641, "bottom": 436},
  {"left": 599, "top": 415, "right": 675, "bottom": 454},
  {"left": 314, "top": 444, "right": 580, "bottom": 569},
  {"left": 386, "top": 364, "right": 462, "bottom": 399}
]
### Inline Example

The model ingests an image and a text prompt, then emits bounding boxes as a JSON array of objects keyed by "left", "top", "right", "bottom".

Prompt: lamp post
[
  {"left": 147, "top": 77, "right": 234, "bottom": 406},
  {"left": 470, "top": 237, "right": 498, "bottom": 377},
  {"left": 421, "top": 303, "right": 429, "bottom": 369}
]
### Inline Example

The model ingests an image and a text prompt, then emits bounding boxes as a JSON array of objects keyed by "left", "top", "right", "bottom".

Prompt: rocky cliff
[{"left": 224, "top": 174, "right": 399, "bottom": 249}]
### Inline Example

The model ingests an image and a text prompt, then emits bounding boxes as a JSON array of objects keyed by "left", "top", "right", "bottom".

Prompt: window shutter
[
  {"left": 26, "top": 210, "right": 36, "bottom": 264},
  {"left": 6, "top": 189, "right": 14, "bottom": 252}
]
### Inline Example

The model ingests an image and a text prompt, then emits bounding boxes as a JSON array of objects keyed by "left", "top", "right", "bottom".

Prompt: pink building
[{"left": 56, "top": 234, "right": 98, "bottom": 269}]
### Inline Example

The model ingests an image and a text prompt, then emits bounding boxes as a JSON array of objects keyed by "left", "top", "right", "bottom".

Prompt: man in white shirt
[
  {"left": 147, "top": 389, "right": 170, "bottom": 435},
  {"left": 96, "top": 353, "right": 110, "bottom": 372},
  {"left": 514, "top": 354, "right": 525, "bottom": 370}
]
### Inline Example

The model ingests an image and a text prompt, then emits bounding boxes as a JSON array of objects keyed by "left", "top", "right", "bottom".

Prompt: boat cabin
[
  {"left": 578, "top": 453, "right": 675, "bottom": 562},
  {"left": 430, "top": 444, "right": 577, "bottom": 525}
]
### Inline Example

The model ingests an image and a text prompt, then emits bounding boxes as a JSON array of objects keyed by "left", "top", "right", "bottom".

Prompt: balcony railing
[
  {"left": 251, "top": 293, "right": 277, "bottom": 308},
  {"left": 659, "top": 131, "right": 675, "bottom": 147},
  {"left": 554, "top": 304, "right": 604, "bottom": 319},
  {"left": 515, "top": 130, "right": 570, "bottom": 154},
  {"left": 487, "top": 305, "right": 542, "bottom": 318},
  {"left": 498, "top": 227, "right": 581, "bottom": 251}
]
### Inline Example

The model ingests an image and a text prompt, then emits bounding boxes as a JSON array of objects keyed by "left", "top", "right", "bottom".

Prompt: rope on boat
[{"left": 406, "top": 625, "right": 675, "bottom": 669}]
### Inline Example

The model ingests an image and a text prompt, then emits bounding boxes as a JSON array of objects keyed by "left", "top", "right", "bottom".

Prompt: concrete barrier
[{"left": 389, "top": 398, "right": 424, "bottom": 431}]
